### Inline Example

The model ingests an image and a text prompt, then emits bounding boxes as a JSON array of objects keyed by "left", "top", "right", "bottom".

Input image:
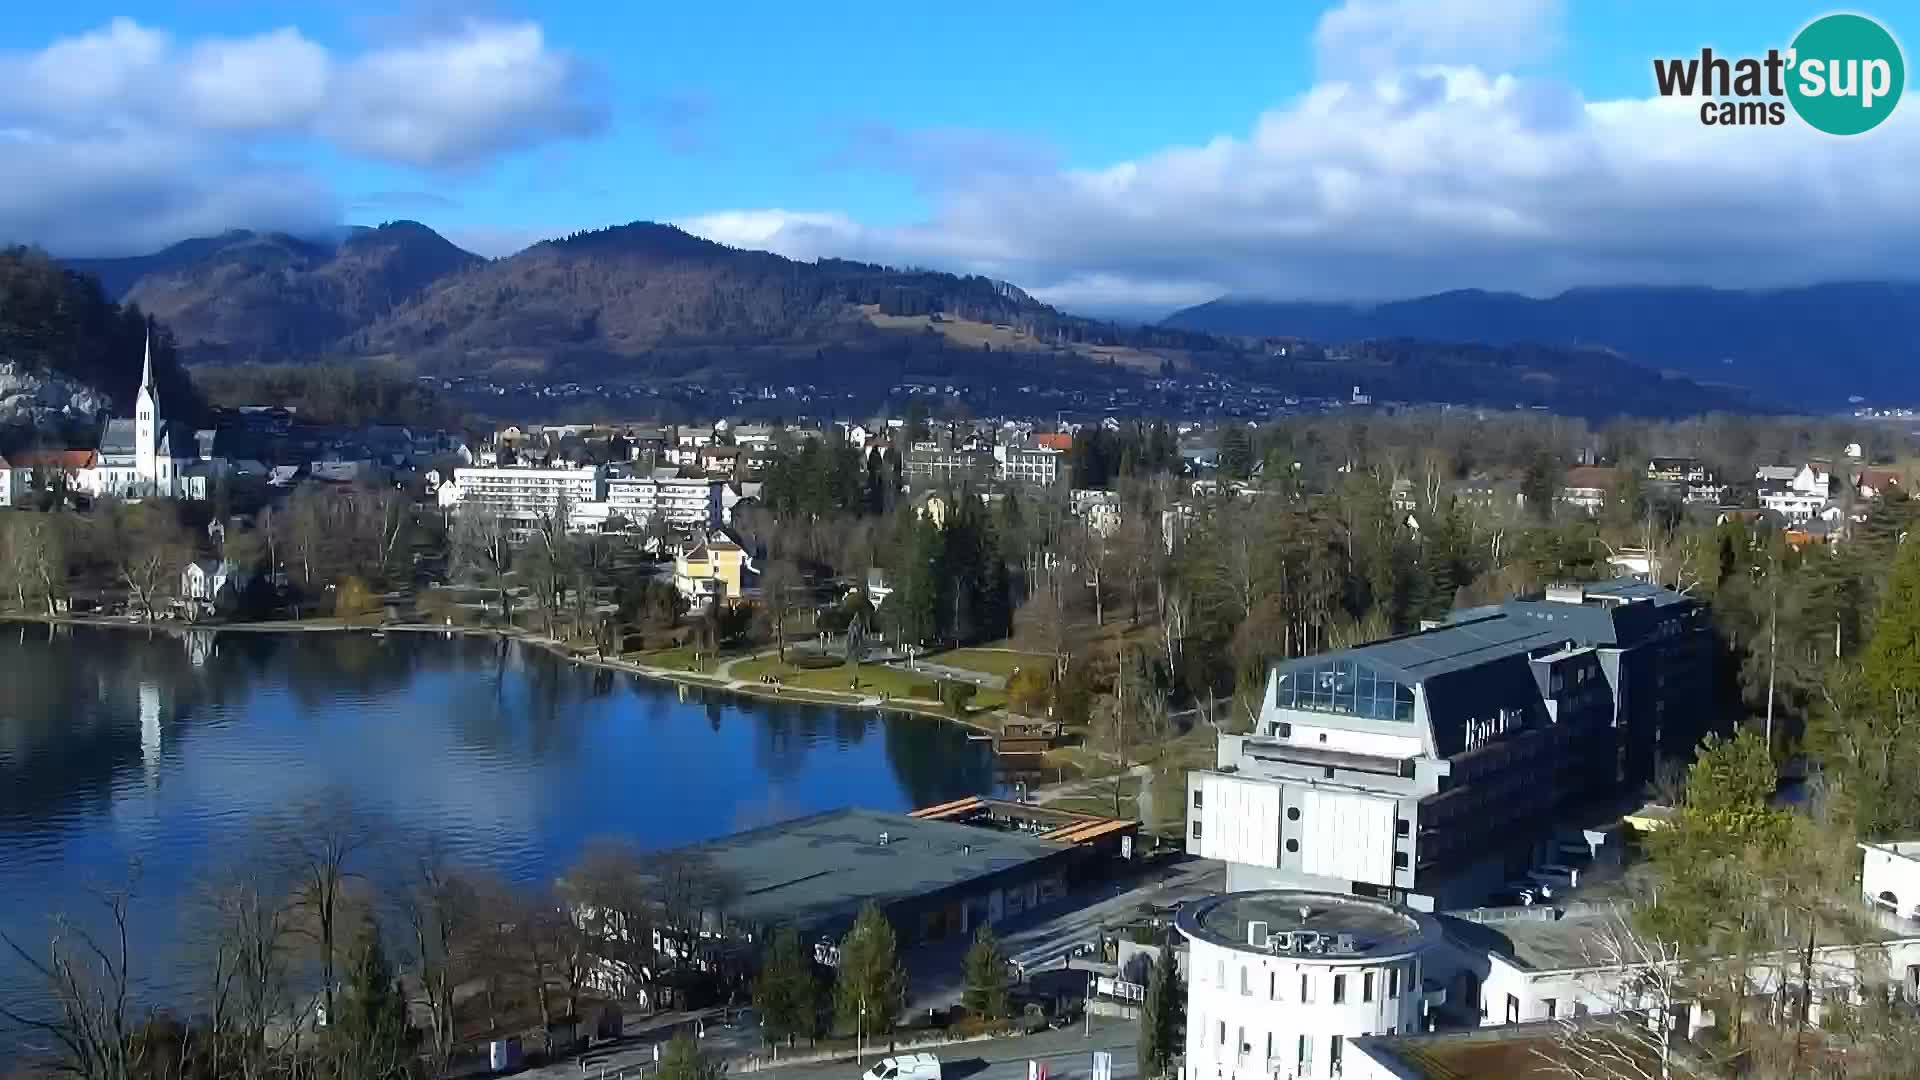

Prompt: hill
[
  {"left": 1162, "top": 284, "right": 1920, "bottom": 408},
  {"left": 53, "top": 221, "right": 1761, "bottom": 417},
  {"left": 0, "top": 248, "right": 199, "bottom": 451},
  {"left": 69, "top": 222, "right": 483, "bottom": 361}
]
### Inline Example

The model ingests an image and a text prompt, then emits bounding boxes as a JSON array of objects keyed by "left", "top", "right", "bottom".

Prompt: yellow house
[{"left": 674, "top": 535, "right": 751, "bottom": 611}]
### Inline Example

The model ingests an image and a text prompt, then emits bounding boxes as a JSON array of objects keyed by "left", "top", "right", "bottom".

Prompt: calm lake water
[{"left": 0, "top": 624, "right": 998, "bottom": 1020}]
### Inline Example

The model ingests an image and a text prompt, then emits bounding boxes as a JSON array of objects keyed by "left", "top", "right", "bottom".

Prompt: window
[
  {"left": 1266, "top": 1033, "right": 1273, "bottom": 1061},
  {"left": 1298, "top": 1035, "right": 1312, "bottom": 1072},
  {"left": 1240, "top": 966, "right": 1250, "bottom": 996},
  {"left": 1218, "top": 1021, "right": 1226, "bottom": 1047},
  {"left": 1238, "top": 1026, "right": 1247, "bottom": 1055},
  {"left": 1388, "top": 967, "right": 1400, "bottom": 998},
  {"left": 1329, "top": 1036, "right": 1342, "bottom": 1073},
  {"left": 1507, "top": 994, "right": 1521, "bottom": 1024},
  {"left": 1287, "top": 806, "right": 1301, "bottom": 821},
  {"left": 1301, "top": 973, "right": 1315, "bottom": 1003},
  {"left": 1395, "top": 818, "right": 1410, "bottom": 837},
  {"left": 1275, "top": 722, "right": 1292, "bottom": 737},
  {"left": 1269, "top": 972, "right": 1277, "bottom": 1000},
  {"left": 1544, "top": 998, "right": 1558, "bottom": 1020},
  {"left": 1192, "top": 789, "right": 1203, "bottom": 809},
  {"left": 1217, "top": 959, "right": 1225, "bottom": 988},
  {"left": 1191, "top": 820, "right": 1202, "bottom": 840},
  {"left": 1286, "top": 839, "right": 1300, "bottom": 853},
  {"left": 1363, "top": 972, "right": 1375, "bottom": 1003},
  {"left": 1333, "top": 974, "right": 1347, "bottom": 1004},
  {"left": 1393, "top": 852, "right": 1409, "bottom": 869}
]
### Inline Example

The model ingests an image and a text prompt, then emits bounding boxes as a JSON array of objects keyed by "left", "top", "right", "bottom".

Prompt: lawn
[
  {"left": 730, "top": 656, "right": 1008, "bottom": 712},
  {"left": 929, "top": 647, "right": 1053, "bottom": 679},
  {"left": 630, "top": 645, "right": 725, "bottom": 673}
]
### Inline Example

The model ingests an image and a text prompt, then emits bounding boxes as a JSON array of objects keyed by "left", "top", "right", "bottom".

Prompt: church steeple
[{"left": 140, "top": 328, "right": 155, "bottom": 399}]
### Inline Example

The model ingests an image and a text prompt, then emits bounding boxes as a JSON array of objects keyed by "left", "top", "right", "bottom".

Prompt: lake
[{"left": 0, "top": 623, "right": 998, "bottom": 1020}]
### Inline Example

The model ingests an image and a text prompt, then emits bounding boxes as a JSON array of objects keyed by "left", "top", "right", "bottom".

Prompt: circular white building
[{"left": 1177, "top": 890, "right": 1442, "bottom": 1080}]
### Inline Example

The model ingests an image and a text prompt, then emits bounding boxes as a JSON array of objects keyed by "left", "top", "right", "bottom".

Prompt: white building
[
  {"left": 1433, "top": 902, "right": 1920, "bottom": 1034},
  {"left": 447, "top": 464, "right": 606, "bottom": 526},
  {"left": 1180, "top": 890, "right": 1443, "bottom": 1080},
  {"left": 603, "top": 472, "right": 726, "bottom": 529},
  {"left": 1862, "top": 840, "right": 1920, "bottom": 920},
  {"left": 85, "top": 334, "right": 224, "bottom": 500},
  {"left": 1759, "top": 489, "right": 1828, "bottom": 523},
  {"left": 994, "top": 442, "right": 1065, "bottom": 488}
]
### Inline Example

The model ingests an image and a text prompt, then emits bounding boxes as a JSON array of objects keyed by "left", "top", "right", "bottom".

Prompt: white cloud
[
  {"left": 1313, "top": 0, "right": 1564, "bottom": 76},
  {"left": 0, "top": 17, "right": 603, "bottom": 255},
  {"left": 681, "top": 0, "right": 1920, "bottom": 316},
  {"left": 325, "top": 20, "right": 605, "bottom": 169}
]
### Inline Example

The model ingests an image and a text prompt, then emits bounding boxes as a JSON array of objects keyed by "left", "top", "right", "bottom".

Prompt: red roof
[
  {"left": 2, "top": 449, "right": 95, "bottom": 470},
  {"left": 1033, "top": 432, "right": 1073, "bottom": 451},
  {"left": 1857, "top": 468, "right": 1903, "bottom": 490}
]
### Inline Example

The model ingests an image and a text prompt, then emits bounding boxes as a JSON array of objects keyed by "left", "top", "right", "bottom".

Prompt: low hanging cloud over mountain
[
  {"left": 683, "top": 0, "right": 1920, "bottom": 315},
  {"left": 0, "top": 16, "right": 604, "bottom": 256}
]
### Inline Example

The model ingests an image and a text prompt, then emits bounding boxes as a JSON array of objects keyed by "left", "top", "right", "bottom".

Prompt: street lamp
[{"left": 858, "top": 1000, "right": 867, "bottom": 1066}]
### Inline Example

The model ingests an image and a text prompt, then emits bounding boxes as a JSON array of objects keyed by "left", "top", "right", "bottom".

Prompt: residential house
[
  {"left": 179, "top": 559, "right": 252, "bottom": 615},
  {"left": 1389, "top": 478, "right": 1418, "bottom": 513},
  {"left": 1070, "top": 489, "right": 1122, "bottom": 537},
  {"left": 1793, "top": 460, "right": 1834, "bottom": 498},
  {"left": 0, "top": 449, "right": 95, "bottom": 507},
  {"left": 673, "top": 533, "right": 754, "bottom": 611},
  {"left": 1854, "top": 467, "right": 1904, "bottom": 500},
  {"left": 1558, "top": 466, "right": 1617, "bottom": 515}
]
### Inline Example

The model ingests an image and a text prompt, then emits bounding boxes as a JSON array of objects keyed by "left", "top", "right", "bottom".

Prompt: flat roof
[
  {"left": 1353, "top": 1019, "right": 1654, "bottom": 1078},
  {"left": 675, "top": 808, "right": 1070, "bottom": 933},
  {"left": 1447, "top": 905, "right": 1920, "bottom": 974},
  {"left": 1177, "top": 890, "right": 1441, "bottom": 961}
]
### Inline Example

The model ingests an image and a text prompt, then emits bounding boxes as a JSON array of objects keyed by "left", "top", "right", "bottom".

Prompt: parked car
[{"left": 862, "top": 1054, "right": 941, "bottom": 1080}]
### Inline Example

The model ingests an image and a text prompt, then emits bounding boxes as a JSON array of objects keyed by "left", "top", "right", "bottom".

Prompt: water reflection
[{"left": 0, "top": 626, "right": 997, "bottom": 1015}]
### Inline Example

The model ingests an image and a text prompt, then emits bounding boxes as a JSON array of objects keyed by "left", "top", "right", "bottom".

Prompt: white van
[{"left": 862, "top": 1054, "right": 941, "bottom": 1080}]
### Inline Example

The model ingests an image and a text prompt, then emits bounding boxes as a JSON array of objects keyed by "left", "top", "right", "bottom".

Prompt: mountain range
[
  {"left": 1163, "top": 285, "right": 1920, "bottom": 408},
  {"left": 42, "top": 221, "right": 1771, "bottom": 418}
]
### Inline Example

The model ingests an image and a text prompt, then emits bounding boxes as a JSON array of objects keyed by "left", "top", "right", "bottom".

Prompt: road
[
  {"left": 551, "top": 1019, "right": 1140, "bottom": 1080},
  {"left": 901, "top": 857, "right": 1222, "bottom": 1011}
]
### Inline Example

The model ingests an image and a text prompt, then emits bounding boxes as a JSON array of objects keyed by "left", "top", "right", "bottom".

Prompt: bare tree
[
  {"left": 1539, "top": 908, "right": 1704, "bottom": 1080},
  {"left": 563, "top": 839, "right": 658, "bottom": 1003},
  {"left": 452, "top": 509, "right": 514, "bottom": 621},
  {"left": 283, "top": 800, "right": 377, "bottom": 1029},
  {"left": 189, "top": 861, "right": 306, "bottom": 1080},
  {"left": 112, "top": 505, "right": 190, "bottom": 622},
  {"left": 403, "top": 844, "right": 479, "bottom": 1080},
  {"left": 0, "top": 871, "right": 145, "bottom": 1080}
]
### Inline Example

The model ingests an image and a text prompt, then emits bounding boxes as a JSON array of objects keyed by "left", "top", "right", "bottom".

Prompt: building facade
[
  {"left": 905, "top": 447, "right": 991, "bottom": 489},
  {"left": 447, "top": 464, "right": 606, "bottom": 525},
  {"left": 86, "top": 335, "right": 223, "bottom": 500},
  {"left": 1187, "top": 578, "right": 1713, "bottom": 911},
  {"left": 1180, "top": 890, "right": 1443, "bottom": 1080},
  {"left": 995, "top": 443, "right": 1066, "bottom": 488},
  {"left": 604, "top": 473, "right": 725, "bottom": 529}
]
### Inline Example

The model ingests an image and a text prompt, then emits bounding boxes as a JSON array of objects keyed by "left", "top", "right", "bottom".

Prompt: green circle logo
[{"left": 1787, "top": 13, "right": 1905, "bottom": 135}]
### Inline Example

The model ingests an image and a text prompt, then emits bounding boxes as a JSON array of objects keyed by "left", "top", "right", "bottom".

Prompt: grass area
[
  {"left": 1049, "top": 777, "right": 1144, "bottom": 820},
  {"left": 631, "top": 645, "right": 725, "bottom": 673},
  {"left": 929, "top": 648, "right": 1053, "bottom": 679},
  {"left": 730, "top": 656, "right": 1008, "bottom": 712}
]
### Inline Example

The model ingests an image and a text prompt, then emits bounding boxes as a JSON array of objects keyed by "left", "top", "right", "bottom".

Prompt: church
[{"left": 82, "top": 333, "right": 224, "bottom": 501}]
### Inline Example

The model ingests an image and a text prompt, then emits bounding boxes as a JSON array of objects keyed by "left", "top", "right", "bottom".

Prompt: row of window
[
  {"left": 1213, "top": 955, "right": 1420, "bottom": 1004},
  {"left": 1205, "top": 1024, "right": 1390, "bottom": 1075}
]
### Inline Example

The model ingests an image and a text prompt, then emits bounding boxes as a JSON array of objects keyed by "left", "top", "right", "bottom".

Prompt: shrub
[
  {"left": 942, "top": 680, "right": 978, "bottom": 718},
  {"left": 1006, "top": 665, "right": 1053, "bottom": 715}
]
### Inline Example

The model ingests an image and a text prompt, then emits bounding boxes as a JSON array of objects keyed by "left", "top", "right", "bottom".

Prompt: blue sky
[{"left": 0, "top": 1, "right": 1913, "bottom": 315}]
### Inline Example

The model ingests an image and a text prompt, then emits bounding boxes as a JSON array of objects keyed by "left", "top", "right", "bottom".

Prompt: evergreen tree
[
  {"left": 1218, "top": 427, "right": 1254, "bottom": 481},
  {"left": 833, "top": 903, "right": 906, "bottom": 1038},
  {"left": 1862, "top": 533, "right": 1920, "bottom": 710},
  {"left": 754, "top": 926, "right": 818, "bottom": 1047},
  {"left": 328, "top": 921, "right": 412, "bottom": 1080},
  {"left": 657, "top": 1032, "right": 723, "bottom": 1080},
  {"left": 1137, "top": 936, "right": 1183, "bottom": 1080},
  {"left": 960, "top": 926, "right": 1009, "bottom": 1021}
]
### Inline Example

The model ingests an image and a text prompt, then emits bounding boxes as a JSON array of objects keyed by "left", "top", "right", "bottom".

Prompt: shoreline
[{"left": 1, "top": 613, "right": 1003, "bottom": 736}]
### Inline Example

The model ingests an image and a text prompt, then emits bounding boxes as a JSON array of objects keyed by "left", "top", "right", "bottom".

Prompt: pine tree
[
  {"left": 833, "top": 903, "right": 906, "bottom": 1038},
  {"left": 328, "top": 920, "right": 412, "bottom": 1080},
  {"left": 1218, "top": 427, "right": 1254, "bottom": 481},
  {"left": 960, "top": 926, "right": 1009, "bottom": 1021},
  {"left": 754, "top": 926, "right": 818, "bottom": 1047},
  {"left": 1862, "top": 533, "right": 1920, "bottom": 709},
  {"left": 1137, "top": 936, "right": 1183, "bottom": 1080}
]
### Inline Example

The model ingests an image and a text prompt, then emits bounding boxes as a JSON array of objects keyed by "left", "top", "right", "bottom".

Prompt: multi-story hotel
[
  {"left": 604, "top": 472, "right": 727, "bottom": 529},
  {"left": 1188, "top": 578, "right": 1713, "bottom": 911},
  {"left": 447, "top": 464, "right": 606, "bottom": 526}
]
